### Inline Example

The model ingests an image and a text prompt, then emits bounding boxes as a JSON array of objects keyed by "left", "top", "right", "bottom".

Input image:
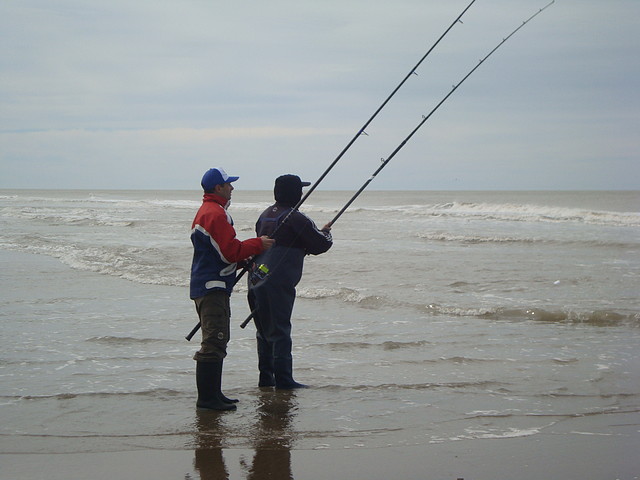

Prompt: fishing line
[
  {"left": 237, "top": 0, "right": 555, "bottom": 329},
  {"left": 185, "top": 1, "right": 476, "bottom": 341}
]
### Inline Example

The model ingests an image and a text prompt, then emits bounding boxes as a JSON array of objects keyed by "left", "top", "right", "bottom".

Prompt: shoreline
[{"left": 2, "top": 421, "right": 639, "bottom": 480}]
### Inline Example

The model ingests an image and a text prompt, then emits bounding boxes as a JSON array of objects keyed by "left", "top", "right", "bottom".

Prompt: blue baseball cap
[{"left": 201, "top": 168, "right": 239, "bottom": 191}]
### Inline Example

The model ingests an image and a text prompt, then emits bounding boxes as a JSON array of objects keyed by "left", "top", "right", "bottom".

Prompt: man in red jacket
[{"left": 190, "top": 167, "right": 274, "bottom": 410}]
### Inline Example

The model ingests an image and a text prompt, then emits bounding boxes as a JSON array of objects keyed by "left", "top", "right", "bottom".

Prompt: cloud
[{"left": 1, "top": 0, "right": 639, "bottom": 190}]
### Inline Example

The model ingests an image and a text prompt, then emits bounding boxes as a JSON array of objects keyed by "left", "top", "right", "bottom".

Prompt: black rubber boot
[
  {"left": 195, "top": 361, "right": 237, "bottom": 411},
  {"left": 218, "top": 359, "right": 238, "bottom": 404},
  {"left": 259, "top": 371, "right": 276, "bottom": 387},
  {"left": 274, "top": 358, "right": 308, "bottom": 390},
  {"left": 257, "top": 337, "right": 275, "bottom": 387}
]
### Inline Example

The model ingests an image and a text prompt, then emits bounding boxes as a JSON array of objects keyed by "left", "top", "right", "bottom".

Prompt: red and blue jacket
[{"left": 190, "top": 193, "right": 264, "bottom": 299}]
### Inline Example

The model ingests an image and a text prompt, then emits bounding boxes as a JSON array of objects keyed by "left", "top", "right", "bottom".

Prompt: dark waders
[{"left": 248, "top": 247, "right": 307, "bottom": 389}]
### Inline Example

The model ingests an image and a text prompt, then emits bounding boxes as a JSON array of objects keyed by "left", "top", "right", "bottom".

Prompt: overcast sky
[{"left": 1, "top": 0, "right": 638, "bottom": 191}]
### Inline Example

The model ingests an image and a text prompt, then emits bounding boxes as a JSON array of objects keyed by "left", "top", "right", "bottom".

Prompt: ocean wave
[
  {"left": 3, "top": 388, "right": 186, "bottom": 402},
  {"left": 298, "top": 287, "right": 639, "bottom": 327},
  {"left": 302, "top": 201, "right": 639, "bottom": 227},
  {"left": 1, "top": 206, "right": 138, "bottom": 227},
  {"left": 322, "top": 340, "right": 506, "bottom": 364},
  {"left": 423, "top": 202, "right": 638, "bottom": 227},
  {"left": 85, "top": 336, "right": 175, "bottom": 345},
  {"left": 3, "top": 191, "right": 264, "bottom": 213},
  {"left": 341, "top": 380, "right": 505, "bottom": 392},
  {"left": 0, "top": 352, "right": 183, "bottom": 367},
  {"left": 418, "top": 232, "right": 539, "bottom": 244},
  {"left": 417, "top": 231, "right": 637, "bottom": 248},
  {"left": 5, "top": 192, "right": 264, "bottom": 213},
  {"left": 419, "top": 304, "right": 639, "bottom": 327},
  {"left": 321, "top": 340, "right": 433, "bottom": 351},
  {"left": 1, "top": 242, "right": 190, "bottom": 287},
  {"left": 476, "top": 307, "right": 640, "bottom": 327},
  {"left": 460, "top": 424, "right": 554, "bottom": 440},
  {"left": 297, "top": 286, "right": 396, "bottom": 309}
]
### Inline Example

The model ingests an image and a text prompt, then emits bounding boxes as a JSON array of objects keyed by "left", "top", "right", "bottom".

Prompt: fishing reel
[{"left": 249, "top": 263, "right": 270, "bottom": 286}]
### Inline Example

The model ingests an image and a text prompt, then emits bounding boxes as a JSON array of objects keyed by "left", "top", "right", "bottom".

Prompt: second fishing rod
[
  {"left": 185, "top": 0, "right": 476, "bottom": 341},
  {"left": 239, "top": 0, "right": 555, "bottom": 329},
  {"left": 236, "top": 0, "right": 477, "bottom": 281}
]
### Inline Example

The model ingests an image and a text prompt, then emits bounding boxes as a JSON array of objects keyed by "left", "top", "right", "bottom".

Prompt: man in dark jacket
[
  {"left": 248, "top": 174, "right": 333, "bottom": 389},
  {"left": 191, "top": 167, "right": 274, "bottom": 410}
]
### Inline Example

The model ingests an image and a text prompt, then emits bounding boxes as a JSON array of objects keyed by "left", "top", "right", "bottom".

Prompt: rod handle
[
  {"left": 185, "top": 264, "right": 250, "bottom": 340},
  {"left": 240, "top": 310, "right": 256, "bottom": 329},
  {"left": 185, "top": 322, "right": 200, "bottom": 341}
]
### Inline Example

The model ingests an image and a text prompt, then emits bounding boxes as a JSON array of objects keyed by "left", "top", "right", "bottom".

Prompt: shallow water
[{"left": 1, "top": 189, "right": 639, "bottom": 478}]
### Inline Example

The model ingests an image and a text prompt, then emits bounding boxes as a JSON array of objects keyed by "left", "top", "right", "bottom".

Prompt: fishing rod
[
  {"left": 326, "top": 0, "right": 555, "bottom": 228},
  {"left": 185, "top": 1, "right": 476, "bottom": 341},
  {"left": 275, "top": 0, "right": 477, "bottom": 225},
  {"left": 239, "top": 0, "right": 555, "bottom": 330}
]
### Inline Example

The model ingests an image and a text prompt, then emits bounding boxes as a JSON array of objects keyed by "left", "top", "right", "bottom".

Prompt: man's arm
[
  {"left": 209, "top": 210, "right": 271, "bottom": 263},
  {"left": 295, "top": 212, "right": 333, "bottom": 255}
]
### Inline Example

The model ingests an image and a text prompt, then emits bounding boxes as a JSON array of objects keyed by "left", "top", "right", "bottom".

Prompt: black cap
[{"left": 274, "top": 174, "right": 311, "bottom": 207}]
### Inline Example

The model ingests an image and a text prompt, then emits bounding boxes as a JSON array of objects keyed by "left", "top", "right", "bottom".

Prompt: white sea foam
[
  {"left": 463, "top": 425, "right": 553, "bottom": 439},
  {"left": 416, "top": 231, "right": 636, "bottom": 248},
  {"left": 314, "top": 201, "right": 640, "bottom": 227}
]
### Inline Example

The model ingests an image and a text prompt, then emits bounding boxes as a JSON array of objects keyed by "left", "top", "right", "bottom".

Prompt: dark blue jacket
[{"left": 252, "top": 203, "right": 332, "bottom": 287}]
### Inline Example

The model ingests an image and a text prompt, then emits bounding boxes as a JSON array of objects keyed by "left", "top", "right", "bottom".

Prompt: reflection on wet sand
[
  {"left": 193, "top": 389, "right": 298, "bottom": 480},
  {"left": 247, "top": 390, "right": 296, "bottom": 480},
  {"left": 193, "top": 411, "right": 229, "bottom": 479}
]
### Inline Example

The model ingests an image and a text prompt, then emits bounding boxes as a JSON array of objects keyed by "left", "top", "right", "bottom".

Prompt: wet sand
[{"left": 2, "top": 420, "right": 639, "bottom": 480}]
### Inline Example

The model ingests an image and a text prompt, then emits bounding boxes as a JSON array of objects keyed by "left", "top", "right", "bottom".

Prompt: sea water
[{"left": 1, "top": 189, "right": 639, "bottom": 477}]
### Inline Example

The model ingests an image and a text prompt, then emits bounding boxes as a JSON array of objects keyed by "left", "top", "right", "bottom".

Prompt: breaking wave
[
  {"left": 426, "top": 304, "right": 640, "bottom": 327},
  {"left": 85, "top": 336, "right": 175, "bottom": 346},
  {"left": 298, "top": 286, "right": 639, "bottom": 327},
  {"left": 0, "top": 240, "right": 190, "bottom": 287},
  {"left": 416, "top": 232, "right": 636, "bottom": 248},
  {"left": 297, "top": 286, "right": 391, "bottom": 309},
  {"left": 4, "top": 388, "right": 186, "bottom": 402},
  {"left": 303, "top": 201, "right": 639, "bottom": 227}
]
